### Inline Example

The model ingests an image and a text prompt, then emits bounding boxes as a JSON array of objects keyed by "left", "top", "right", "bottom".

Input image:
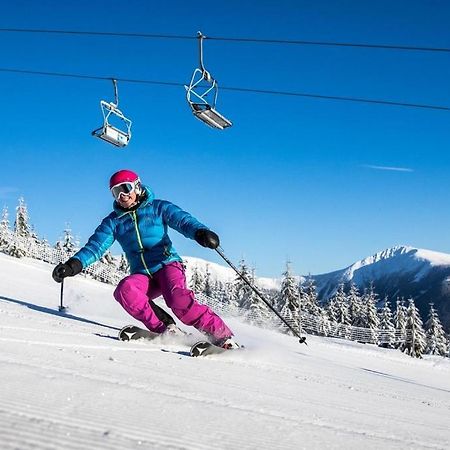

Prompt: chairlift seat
[
  {"left": 92, "top": 124, "right": 130, "bottom": 147},
  {"left": 191, "top": 103, "right": 232, "bottom": 130}
]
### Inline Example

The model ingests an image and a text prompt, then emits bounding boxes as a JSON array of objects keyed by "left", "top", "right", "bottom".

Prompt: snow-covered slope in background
[{"left": 0, "top": 253, "right": 450, "bottom": 449}]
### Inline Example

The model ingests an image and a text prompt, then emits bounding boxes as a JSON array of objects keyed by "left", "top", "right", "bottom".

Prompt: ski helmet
[{"left": 109, "top": 169, "right": 142, "bottom": 199}]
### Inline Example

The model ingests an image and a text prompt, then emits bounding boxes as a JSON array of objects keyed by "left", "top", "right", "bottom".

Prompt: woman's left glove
[
  {"left": 195, "top": 229, "right": 220, "bottom": 249},
  {"left": 52, "top": 258, "right": 83, "bottom": 283}
]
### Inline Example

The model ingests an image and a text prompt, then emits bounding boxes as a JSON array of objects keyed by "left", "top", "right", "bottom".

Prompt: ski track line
[
  {"left": 0, "top": 357, "right": 446, "bottom": 450},
  {"left": 0, "top": 398, "right": 276, "bottom": 450},
  {"left": 2, "top": 335, "right": 448, "bottom": 436},
  {"left": 0, "top": 325, "right": 107, "bottom": 339},
  {"left": 124, "top": 354, "right": 450, "bottom": 433},
  {"left": 0, "top": 400, "right": 215, "bottom": 450},
  {"left": 232, "top": 355, "right": 450, "bottom": 410},
  {"left": 0, "top": 336, "right": 174, "bottom": 352},
  {"left": 3, "top": 330, "right": 450, "bottom": 425},
  {"left": 0, "top": 408, "right": 182, "bottom": 450}
]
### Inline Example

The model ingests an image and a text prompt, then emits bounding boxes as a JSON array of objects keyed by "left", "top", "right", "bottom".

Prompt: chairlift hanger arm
[
  {"left": 197, "top": 31, "right": 213, "bottom": 82},
  {"left": 112, "top": 78, "right": 119, "bottom": 108}
]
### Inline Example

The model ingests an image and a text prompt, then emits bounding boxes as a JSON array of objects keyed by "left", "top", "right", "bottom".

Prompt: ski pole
[
  {"left": 215, "top": 246, "right": 307, "bottom": 345},
  {"left": 58, "top": 278, "right": 67, "bottom": 312}
]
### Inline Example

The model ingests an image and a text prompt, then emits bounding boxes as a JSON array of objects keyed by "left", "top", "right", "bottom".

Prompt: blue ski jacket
[{"left": 73, "top": 186, "right": 207, "bottom": 275}]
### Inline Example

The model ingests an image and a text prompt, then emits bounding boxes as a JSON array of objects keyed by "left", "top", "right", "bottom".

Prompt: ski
[
  {"left": 118, "top": 325, "right": 160, "bottom": 341},
  {"left": 190, "top": 340, "right": 239, "bottom": 357}
]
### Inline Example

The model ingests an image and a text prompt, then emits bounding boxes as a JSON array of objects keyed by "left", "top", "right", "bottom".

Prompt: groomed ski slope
[{"left": 0, "top": 253, "right": 449, "bottom": 450}]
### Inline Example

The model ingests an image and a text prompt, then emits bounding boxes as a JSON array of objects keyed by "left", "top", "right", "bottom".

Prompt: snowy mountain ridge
[{"left": 314, "top": 245, "right": 450, "bottom": 297}]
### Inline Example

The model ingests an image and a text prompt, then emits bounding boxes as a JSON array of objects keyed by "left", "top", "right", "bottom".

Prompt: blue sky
[{"left": 1, "top": 0, "right": 449, "bottom": 277}]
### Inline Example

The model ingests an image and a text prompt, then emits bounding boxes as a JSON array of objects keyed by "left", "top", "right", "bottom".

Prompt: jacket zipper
[{"left": 131, "top": 210, "right": 152, "bottom": 277}]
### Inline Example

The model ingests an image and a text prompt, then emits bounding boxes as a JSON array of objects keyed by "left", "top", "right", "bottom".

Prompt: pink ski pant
[{"left": 113, "top": 261, "right": 233, "bottom": 340}]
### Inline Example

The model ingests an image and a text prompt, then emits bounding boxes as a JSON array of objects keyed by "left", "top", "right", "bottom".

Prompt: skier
[{"left": 52, "top": 169, "right": 239, "bottom": 349}]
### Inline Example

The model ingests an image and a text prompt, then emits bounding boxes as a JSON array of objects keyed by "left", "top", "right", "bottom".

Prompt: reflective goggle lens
[{"left": 111, "top": 182, "right": 134, "bottom": 199}]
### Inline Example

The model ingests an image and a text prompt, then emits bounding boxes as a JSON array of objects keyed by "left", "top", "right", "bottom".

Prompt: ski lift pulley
[
  {"left": 185, "top": 32, "right": 232, "bottom": 130},
  {"left": 92, "top": 79, "right": 132, "bottom": 147}
]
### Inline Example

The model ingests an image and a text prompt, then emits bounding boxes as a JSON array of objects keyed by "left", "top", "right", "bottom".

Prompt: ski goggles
[{"left": 110, "top": 182, "right": 137, "bottom": 200}]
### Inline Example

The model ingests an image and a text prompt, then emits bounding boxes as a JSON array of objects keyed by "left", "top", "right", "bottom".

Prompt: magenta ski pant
[{"left": 113, "top": 261, "right": 233, "bottom": 340}]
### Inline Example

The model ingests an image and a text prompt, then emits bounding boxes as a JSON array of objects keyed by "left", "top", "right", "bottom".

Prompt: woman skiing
[{"left": 52, "top": 169, "right": 238, "bottom": 349}]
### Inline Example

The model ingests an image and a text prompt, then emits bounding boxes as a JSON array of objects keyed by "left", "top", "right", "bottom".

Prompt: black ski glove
[
  {"left": 195, "top": 229, "right": 220, "bottom": 249},
  {"left": 52, "top": 258, "right": 83, "bottom": 283}
]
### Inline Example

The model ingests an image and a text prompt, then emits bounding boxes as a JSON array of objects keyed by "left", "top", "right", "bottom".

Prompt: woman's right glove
[
  {"left": 195, "top": 229, "right": 220, "bottom": 249},
  {"left": 52, "top": 258, "right": 83, "bottom": 283}
]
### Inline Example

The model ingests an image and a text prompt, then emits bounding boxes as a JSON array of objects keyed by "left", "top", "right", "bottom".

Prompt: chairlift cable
[
  {"left": 0, "top": 66, "right": 448, "bottom": 112},
  {"left": 0, "top": 27, "right": 449, "bottom": 53}
]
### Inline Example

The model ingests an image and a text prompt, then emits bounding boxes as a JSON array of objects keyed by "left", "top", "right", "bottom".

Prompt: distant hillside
[{"left": 312, "top": 246, "right": 450, "bottom": 331}]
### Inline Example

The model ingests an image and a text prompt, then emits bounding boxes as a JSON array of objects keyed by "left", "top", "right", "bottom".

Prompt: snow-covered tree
[
  {"left": 279, "top": 262, "right": 299, "bottom": 312},
  {"left": 332, "top": 283, "right": 351, "bottom": 325},
  {"left": 317, "top": 308, "right": 332, "bottom": 337},
  {"left": 347, "top": 283, "right": 365, "bottom": 327},
  {"left": 203, "top": 265, "right": 214, "bottom": 298},
  {"left": 365, "top": 284, "right": 380, "bottom": 344},
  {"left": 378, "top": 297, "right": 395, "bottom": 348},
  {"left": 245, "top": 268, "right": 271, "bottom": 325},
  {"left": 394, "top": 298, "right": 407, "bottom": 349},
  {"left": 14, "top": 197, "right": 32, "bottom": 239},
  {"left": 189, "top": 264, "right": 205, "bottom": 293},
  {"left": 302, "top": 276, "right": 321, "bottom": 316},
  {"left": 100, "top": 250, "right": 115, "bottom": 266},
  {"left": 278, "top": 262, "right": 301, "bottom": 334},
  {"left": 60, "top": 224, "right": 77, "bottom": 255},
  {"left": 425, "top": 304, "right": 449, "bottom": 356},
  {"left": 401, "top": 298, "right": 427, "bottom": 358},
  {"left": 118, "top": 254, "right": 129, "bottom": 273},
  {"left": 0, "top": 206, "right": 10, "bottom": 249},
  {"left": 327, "top": 283, "right": 351, "bottom": 339},
  {"left": 234, "top": 259, "right": 254, "bottom": 309}
]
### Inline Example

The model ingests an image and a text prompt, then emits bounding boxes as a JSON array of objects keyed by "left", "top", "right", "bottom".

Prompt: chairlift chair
[
  {"left": 92, "top": 79, "right": 132, "bottom": 147},
  {"left": 185, "top": 32, "right": 232, "bottom": 130}
]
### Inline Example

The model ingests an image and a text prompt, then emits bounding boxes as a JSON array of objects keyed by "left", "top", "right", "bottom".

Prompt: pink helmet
[{"left": 109, "top": 169, "right": 140, "bottom": 189}]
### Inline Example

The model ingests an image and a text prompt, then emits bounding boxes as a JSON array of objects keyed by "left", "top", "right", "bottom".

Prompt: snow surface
[{"left": 1, "top": 253, "right": 450, "bottom": 449}]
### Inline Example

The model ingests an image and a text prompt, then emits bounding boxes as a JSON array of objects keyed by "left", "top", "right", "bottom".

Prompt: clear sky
[{"left": 1, "top": 0, "right": 449, "bottom": 277}]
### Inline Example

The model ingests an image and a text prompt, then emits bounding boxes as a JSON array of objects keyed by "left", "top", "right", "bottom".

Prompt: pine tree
[
  {"left": 365, "top": 284, "right": 380, "bottom": 344},
  {"left": 190, "top": 264, "right": 205, "bottom": 293},
  {"left": 118, "top": 254, "right": 129, "bottom": 273},
  {"left": 378, "top": 297, "right": 395, "bottom": 348},
  {"left": 279, "top": 262, "right": 299, "bottom": 311},
  {"left": 303, "top": 276, "right": 321, "bottom": 316},
  {"left": 394, "top": 298, "right": 407, "bottom": 349},
  {"left": 203, "top": 264, "right": 214, "bottom": 298},
  {"left": 425, "top": 303, "right": 449, "bottom": 356},
  {"left": 401, "top": 298, "right": 427, "bottom": 358},
  {"left": 8, "top": 197, "right": 32, "bottom": 258},
  {"left": 14, "top": 197, "right": 32, "bottom": 239},
  {"left": 59, "top": 224, "right": 77, "bottom": 255},
  {"left": 0, "top": 206, "right": 10, "bottom": 249},
  {"left": 347, "top": 283, "right": 364, "bottom": 326},
  {"left": 329, "top": 283, "right": 351, "bottom": 339},
  {"left": 234, "top": 259, "right": 254, "bottom": 309},
  {"left": 317, "top": 308, "right": 332, "bottom": 337},
  {"left": 246, "top": 268, "right": 271, "bottom": 325}
]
